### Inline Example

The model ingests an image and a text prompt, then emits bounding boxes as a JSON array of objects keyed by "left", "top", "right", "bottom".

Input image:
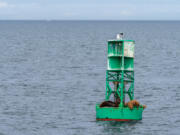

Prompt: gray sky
[{"left": 0, "top": 0, "right": 180, "bottom": 20}]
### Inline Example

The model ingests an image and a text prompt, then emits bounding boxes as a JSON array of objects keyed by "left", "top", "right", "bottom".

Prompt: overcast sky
[{"left": 0, "top": 0, "right": 180, "bottom": 20}]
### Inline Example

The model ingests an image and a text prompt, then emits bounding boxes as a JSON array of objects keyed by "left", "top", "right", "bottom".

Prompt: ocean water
[{"left": 0, "top": 21, "right": 180, "bottom": 135}]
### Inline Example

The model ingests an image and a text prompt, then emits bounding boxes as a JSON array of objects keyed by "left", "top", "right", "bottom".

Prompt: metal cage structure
[{"left": 106, "top": 40, "right": 135, "bottom": 106}]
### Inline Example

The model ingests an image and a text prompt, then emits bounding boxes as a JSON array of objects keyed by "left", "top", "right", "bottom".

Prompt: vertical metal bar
[
  {"left": 132, "top": 71, "right": 134, "bottom": 99},
  {"left": 116, "top": 72, "right": 119, "bottom": 102},
  {"left": 106, "top": 43, "right": 109, "bottom": 100},
  {"left": 105, "top": 70, "right": 108, "bottom": 100},
  {"left": 120, "top": 41, "right": 124, "bottom": 107}
]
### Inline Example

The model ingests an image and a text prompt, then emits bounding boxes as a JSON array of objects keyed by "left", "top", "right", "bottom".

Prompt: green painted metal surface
[
  {"left": 106, "top": 40, "right": 135, "bottom": 104},
  {"left": 96, "top": 104, "right": 143, "bottom": 120},
  {"left": 107, "top": 40, "right": 135, "bottom": 71},
  {"left": 96, "top": 37, "right": 143, "bottom": 121}
]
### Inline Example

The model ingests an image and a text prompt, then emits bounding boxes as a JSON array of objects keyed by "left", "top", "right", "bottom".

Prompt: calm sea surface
[{"left": 0, "top": 21, "right": 180, "bottom": 135}]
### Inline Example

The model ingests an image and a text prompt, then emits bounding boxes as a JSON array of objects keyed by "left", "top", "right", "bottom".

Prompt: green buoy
[{"left": 96, "top": 33, "right": 144, "bottom": 121}]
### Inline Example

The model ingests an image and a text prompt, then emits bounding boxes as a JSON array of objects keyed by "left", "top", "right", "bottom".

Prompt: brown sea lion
[
  {"left": 100, "top": 100, "right": 120, "bottom": 107},
  {"left": 126, "top": 100, "right": 140, "bottom": 110}
]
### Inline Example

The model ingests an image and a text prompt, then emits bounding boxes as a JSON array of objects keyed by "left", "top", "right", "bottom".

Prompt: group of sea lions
[{"left": 100, "top": 99, "right": 146, "bottom": 110}]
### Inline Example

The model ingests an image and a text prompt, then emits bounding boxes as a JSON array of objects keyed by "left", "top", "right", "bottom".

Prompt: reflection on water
[{"left": 97, "top": 121, "right": 141, "bottom": 134}]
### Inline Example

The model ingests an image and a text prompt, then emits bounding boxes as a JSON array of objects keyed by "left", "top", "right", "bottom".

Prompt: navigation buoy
[{"left": 96, "top": 33, "right": 145, "bottom": 121}]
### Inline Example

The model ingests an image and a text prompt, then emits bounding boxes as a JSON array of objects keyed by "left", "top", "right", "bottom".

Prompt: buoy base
[{"left": 96, "top": 104, "right": 143, "bottom": 121}]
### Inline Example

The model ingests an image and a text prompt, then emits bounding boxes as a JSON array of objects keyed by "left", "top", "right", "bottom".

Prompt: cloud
[{"left": 0, "top": 1, "right": 8, "bottom": 8}]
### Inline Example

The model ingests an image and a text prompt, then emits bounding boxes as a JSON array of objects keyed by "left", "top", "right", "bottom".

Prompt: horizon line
[{"left": 0, "top": 19, "right": 180, "bottom": 21}]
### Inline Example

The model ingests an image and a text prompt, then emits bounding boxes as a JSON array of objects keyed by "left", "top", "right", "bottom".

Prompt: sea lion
[
  {"left": 126, "top": 100, "right": 140, "bottom": 110},
  {"left": 99, "top": 99, "right": 120, "bottom": 107}
]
